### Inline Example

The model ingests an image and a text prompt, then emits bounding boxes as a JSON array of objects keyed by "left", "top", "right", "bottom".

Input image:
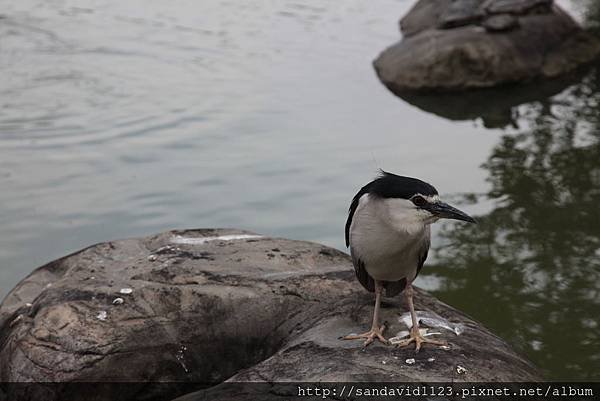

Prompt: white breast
[{"left": 349, "top": 194, "right": 430, "bottom": 282}]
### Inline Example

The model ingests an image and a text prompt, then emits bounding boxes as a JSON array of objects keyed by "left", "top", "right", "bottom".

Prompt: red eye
[{"left": 412, "top": 196, "right": 426, "bottom": 207}]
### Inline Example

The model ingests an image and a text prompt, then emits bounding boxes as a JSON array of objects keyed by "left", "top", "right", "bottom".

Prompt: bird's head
[
  {"left": 345, "top": 171, "right": 476, "bottom": 245},
  {"left": 407, "top": 193, "right": 476, "bottom": 225},
  {"left": 362, "top": 171, "right": 476, "bottom": 233}
]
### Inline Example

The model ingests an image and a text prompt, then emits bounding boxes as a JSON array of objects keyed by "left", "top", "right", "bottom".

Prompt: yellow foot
[
  {"left": 341, "top": 325, "right": 388, "bottom": 347},
  {"left": 394, "top": 328, "right": 447, "bottom": 352}
]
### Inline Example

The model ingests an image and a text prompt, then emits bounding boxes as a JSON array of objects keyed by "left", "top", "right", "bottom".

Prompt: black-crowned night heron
[{"left": 342, "top": 171, "right": 475, "bottom": 351}]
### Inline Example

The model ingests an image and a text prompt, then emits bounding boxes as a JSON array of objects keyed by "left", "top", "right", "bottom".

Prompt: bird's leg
[
  {"left": 342, "top": 280, "right": 388, "bottom": 346},
  {"left": 395, "top": 284, "right": 447, "bottom": 352}
]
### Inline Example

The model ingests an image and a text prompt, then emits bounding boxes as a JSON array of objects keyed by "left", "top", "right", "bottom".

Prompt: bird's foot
[
  {"left": 341, "top": 325, "right": 388, "bottom": 347},
  {"left": 394, "top": 328, "right": 447, "bottom": 352}
]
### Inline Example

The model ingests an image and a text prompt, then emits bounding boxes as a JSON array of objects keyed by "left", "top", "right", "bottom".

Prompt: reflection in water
[
  {"left": 393, "top": 0, "right": 600, "bottom": 129},
  {"left": 585, "top": 0, "right": 600, "bottom": 32},
  {"left": 424, "top": 68, "right": 600, "bottom": 380},
  {"left": 396, "top": 73, "right": 586, "bottom": 129}
]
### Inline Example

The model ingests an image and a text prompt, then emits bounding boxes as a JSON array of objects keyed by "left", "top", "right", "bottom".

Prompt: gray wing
[
  {"left": 350, "top": 236, "right": 430, "bottom": 297},
  {"left": 386, "top": 237, "right": 429, "bottom": 296},
  {"left": 350, "top": 247, "right": 375, "bottom": 293},
  {"left": 350, "top": 247, "right": 407, "bottom": 297},
  {"left": 414, "top": 235, "right": 430, "bottom": 280}
]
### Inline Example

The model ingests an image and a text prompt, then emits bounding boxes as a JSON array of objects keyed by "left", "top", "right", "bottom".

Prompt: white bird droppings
[
  {"left": 427, "top": 357, "right": 436, "bottom": 362},
  {"left": 170, "top": 234, "right": 262, "bottom": 245},
  {"left": 456, "top": 365, "right": 467, "bottom": 374},
  {"left": 388, "top": 336, "right": 405, "bottom": 345},
  {"left": 96, "top": 311, "right": 107, "bottom": 321},
  {"left": 393, "top": 330, "right": 410, "bottom": 339},
  {"left": 113, "top": 297, "right": 124, "bottom": 305},
  {"left": 399, "top": 310, "right": 465, "bottom": 335},
  {"left": 175, "top": 345, "right": 189, "bottom": 373},
  {"left": 389, "top": 328, "right": 431, "bottom": 344},
  {"left": 119, "top": 288, "right": 133, "bottom": 295},
  {"left": 405, "top": 358, "right": 416, "bottom": 365},
  {"left": 9, "top": 315, "right": 22, "bottom": 327}
]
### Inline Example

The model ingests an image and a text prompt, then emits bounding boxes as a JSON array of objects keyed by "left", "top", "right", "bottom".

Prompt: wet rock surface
[
  {"left": 0, "top": 229, "right": 541, "bottom": 401},
  {"left": 374, "top": 0, "right": 600, "bottom": 92}
]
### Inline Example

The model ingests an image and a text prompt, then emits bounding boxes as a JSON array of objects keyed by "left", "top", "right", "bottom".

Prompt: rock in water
[
  {"left": 375, "top": 0, "right": 600, "bottom": 92},
  {"left": 0, "top": 229, "right": 541, "bottom": 401},
  {"left": 438, "top": 0, "right": 485, "bottom": 29}
]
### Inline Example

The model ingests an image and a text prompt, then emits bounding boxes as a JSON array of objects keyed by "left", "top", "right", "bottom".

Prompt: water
[{"left": 0, "top": 0, "right": 598, "bottom": 380}]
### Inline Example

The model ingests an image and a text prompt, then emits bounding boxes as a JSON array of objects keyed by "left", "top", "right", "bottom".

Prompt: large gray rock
[
  {"left": 374, "top": 0, "right": 600, "bottom": 92},
  {"left": 0, "top": 229, "right": 541, "bottom": 401}
]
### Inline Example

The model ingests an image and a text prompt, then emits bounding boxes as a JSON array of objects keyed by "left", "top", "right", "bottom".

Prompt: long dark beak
[{"left": 429, "top": 201, "right": 476, "bottom": 223}]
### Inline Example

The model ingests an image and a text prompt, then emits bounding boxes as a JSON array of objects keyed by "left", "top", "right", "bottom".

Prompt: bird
[{"left": 342, "top": 170, "right": 475, "bottom": 351}]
